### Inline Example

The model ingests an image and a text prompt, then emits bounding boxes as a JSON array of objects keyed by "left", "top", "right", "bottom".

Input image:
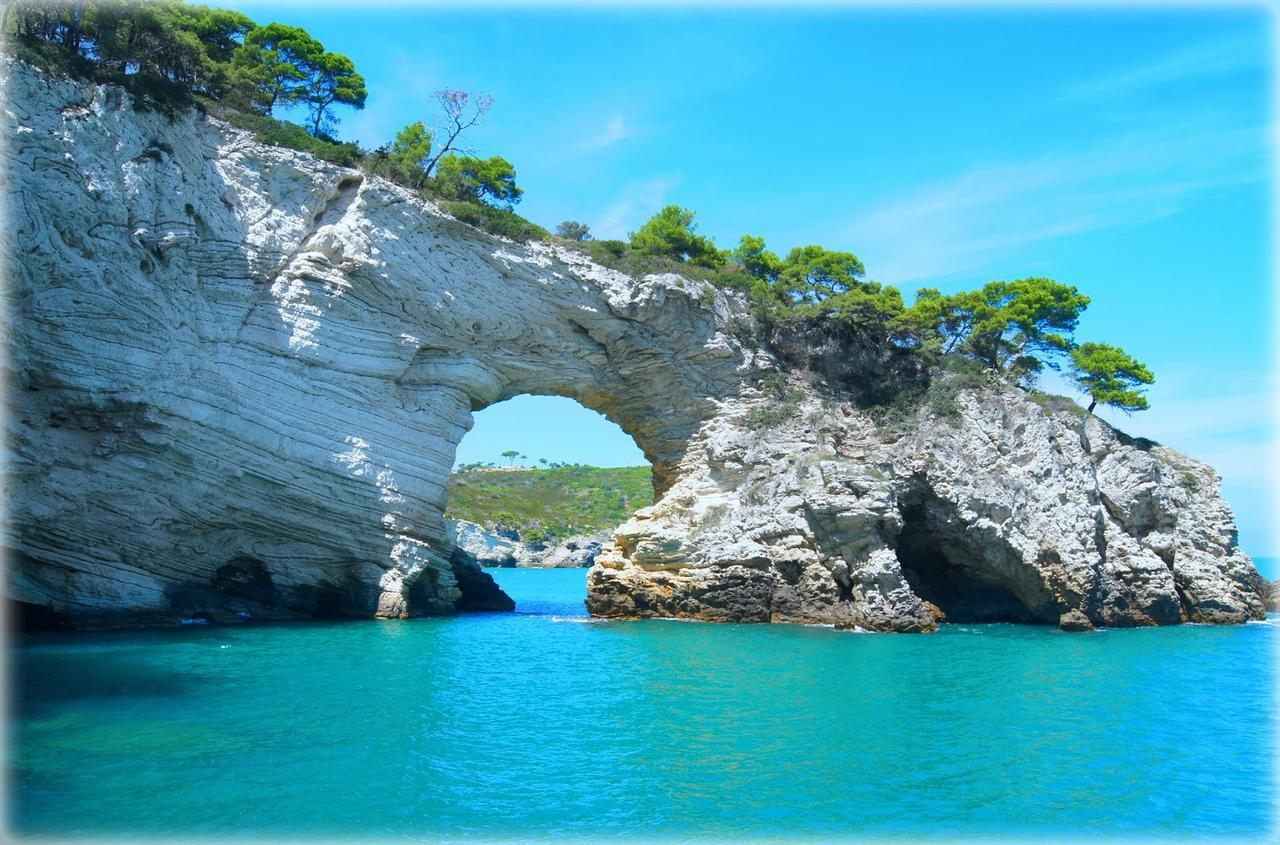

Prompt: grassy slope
[{"left": 445, "top": 466, "right": 653, "bottom": 542}]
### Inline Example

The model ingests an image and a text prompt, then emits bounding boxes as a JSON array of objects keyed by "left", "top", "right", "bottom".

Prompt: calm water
[{"left": 8, "top": 568, "right": 1276, "bottom": 840}]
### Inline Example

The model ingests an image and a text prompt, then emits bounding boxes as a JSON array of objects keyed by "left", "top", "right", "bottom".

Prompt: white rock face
[
  {"left": 447, "top": 520, "right": 523, "bottom": 568},
  {"left": 4, "top": 62, "right": 1266, "bottom": 630},
  {"left": 3, "top": 62, "right": 742, "bottom": 625},
  {"left": 448, "top": 519, "right": 609, "bottom": 569}
]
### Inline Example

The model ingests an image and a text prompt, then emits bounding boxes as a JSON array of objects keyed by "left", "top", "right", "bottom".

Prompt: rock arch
[
  {"left": 5, "top": 62, "right": 1265, "bottom": 630},
  {"left": 5, "top": 61, "right": 748, "bottom": 625}
]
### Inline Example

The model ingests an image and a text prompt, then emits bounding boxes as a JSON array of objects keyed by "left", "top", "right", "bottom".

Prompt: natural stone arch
[
  {"left": 4, "top": 62, "right": 749, "bottom": 625},
  {"left": 6, "top": 62, "right": 1264, "bottom": 630},
  {"left": 238, "top": 187, "right": 752, "bottom": 618}
]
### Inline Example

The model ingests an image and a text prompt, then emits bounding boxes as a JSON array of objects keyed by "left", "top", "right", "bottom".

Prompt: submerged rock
[{"left": 4, "top": 60, "right": 1265, "bottom": 631}]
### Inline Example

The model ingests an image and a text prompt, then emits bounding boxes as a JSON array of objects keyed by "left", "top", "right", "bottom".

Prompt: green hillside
[{"left": 445, "top": 465, "right": 653, "bottom": 543}]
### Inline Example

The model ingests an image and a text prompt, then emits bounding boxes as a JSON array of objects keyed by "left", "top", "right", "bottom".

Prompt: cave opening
[{"left": 895, "top": 502, "right": 1043, "bottom": 624}]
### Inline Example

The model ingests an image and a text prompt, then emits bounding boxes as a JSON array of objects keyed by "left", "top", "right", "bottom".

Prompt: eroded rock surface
[
  {"left": 4, "top": 61, "right": 1265, "bottom": 630},
  {"left": 4, "top": 62, "right": 739, "bottom": 626},
  {"left": 588, "top": 389, "right": 1264, "bottom": 631}
]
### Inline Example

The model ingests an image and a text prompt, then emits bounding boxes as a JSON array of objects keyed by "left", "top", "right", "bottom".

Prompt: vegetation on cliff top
[
  {"left": 5, "top": 0, "right": 1154, "bottom": 417},
  {"left": 591, "top": 205, "right": 1153, "bottom": 417},
  {"left": 445, "top": 465, "right": 653, "bottom": 544},
  {"left": 4, "top": 0, "right": 546, "bottom": 240}
]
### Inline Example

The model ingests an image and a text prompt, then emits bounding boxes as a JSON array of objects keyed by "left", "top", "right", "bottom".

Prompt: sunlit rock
[{"left": 4, "top": 60, "right": 1264, "bottom": 630}]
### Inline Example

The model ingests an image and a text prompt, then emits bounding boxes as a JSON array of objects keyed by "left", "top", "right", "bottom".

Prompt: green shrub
[
  {"left": 1027, "top": 390, "right": 1088, "bottom": 419},
  {"left": 923, "top": 355, "right": 991, "bottom": 419},
  {"left": 746, "top": 402, "right": 801, "bottom": 429},
  {"left": 868, "top": 385, "right": 926, "bottom": 434},
  {"left": 556, "top": 221, "right": 591, "bottom": 241},
  {"left": 585, "top": 239, "right": 629, "bottom": 264},
  {"left": 438, "top": 200, "right": 551, "bottom": 243},
  {"left": 724, "top": 317, "right": 761, "bottom": 348},
  {"left": 206, "top": 105, "right": 363, "bottom": 166},
  {"left": 362, "top": 148, "right": 432, "bottom": 191},
  {"left": 869, "top": 354, "right": 991, "bottom": 432},
  {"left": 582, "top": 240, "right": 750, "bottom": 292}
]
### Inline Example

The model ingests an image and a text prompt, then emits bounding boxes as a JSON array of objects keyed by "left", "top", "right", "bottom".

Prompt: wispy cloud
[
  {"left": 574, "top": 114, "right": 632, "bottom": 153},
  {"left": 837, "top": 31, "right": 1269, "bottom": 287},
  {"left": 1059, "top": 34, "right": 1263, "bottom": 104},
  {"left": 842, "top": 121, "right": 1265, "bottom": 285},
  {"left": 1106, "top": 368, "right": 1275, "bottom": 445},
  {"left": 594, "top": 176, "right": 682, "bottom": 239}
]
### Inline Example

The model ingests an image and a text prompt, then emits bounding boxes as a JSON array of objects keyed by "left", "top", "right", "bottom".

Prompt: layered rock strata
[
  {"left": 4, "top": 61, "right": 1266, "bottom": 630},
  {"left": 4, "top": 62, "right": 739, "bottom": 626}
]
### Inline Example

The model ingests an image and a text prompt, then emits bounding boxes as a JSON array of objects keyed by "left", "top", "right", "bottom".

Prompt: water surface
[{"left": 9, "top": 568, "right": 1275, "bottom": 839}]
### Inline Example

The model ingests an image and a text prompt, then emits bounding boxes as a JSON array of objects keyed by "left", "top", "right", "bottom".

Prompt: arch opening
[{"left": 445, "top": 394, "right": 656, "bottom": 611}]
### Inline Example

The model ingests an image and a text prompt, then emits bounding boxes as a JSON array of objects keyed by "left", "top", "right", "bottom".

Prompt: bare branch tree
[{"left": 422, "top": 88, "right": 494, "bottom": 178}]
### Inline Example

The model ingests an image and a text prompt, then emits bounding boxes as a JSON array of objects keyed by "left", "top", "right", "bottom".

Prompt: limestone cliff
[
  {"left": 587, "top": 389, "right": 1264, "bottom": 631},
  {"left": 3, "top": 62, "right": 1266, "bottom": 630}
]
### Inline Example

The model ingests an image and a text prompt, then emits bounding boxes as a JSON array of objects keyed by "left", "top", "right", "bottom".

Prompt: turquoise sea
[{"left": 8, "top": 567, "right": 1277, "bottom": 840}]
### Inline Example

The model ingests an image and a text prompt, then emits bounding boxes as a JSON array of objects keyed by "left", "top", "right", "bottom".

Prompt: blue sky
[{"left": 239, "top": 3, "right": 1275, "bottom": 554}]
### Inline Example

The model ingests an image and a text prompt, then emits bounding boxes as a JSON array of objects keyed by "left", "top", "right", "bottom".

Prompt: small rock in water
[{"left": 1058, "top": 610, "right": 1094, "bottom": 632}]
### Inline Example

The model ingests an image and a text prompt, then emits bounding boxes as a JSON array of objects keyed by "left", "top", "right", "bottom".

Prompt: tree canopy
[
  {"left": 300, "top": 49, "right": 365, "bottom": 137},
  {"left": 433, "top": 155, "right": 523, "bottom": 208},
  {"left": 1069, "top": 343, "right": 1155, "bottom": 413},
  {"left": 7, "top": 0, "right": 365, "bottom": 134},
  {"left": 556, "top": 221, "right": 592, "bottom": 241},
  {"left": 629, "top": 205, "right": 724, "bottom": 267},
  {"left": 231, "top": 22, "right": 319, "bottom": 112},
  {"left": 775, "top": 245, "right": 867, "bottom": 305},
  {"left": 905, "top": 278, "right": 1091, "bottom": 379},
  {"left": 731, "top": 235, "right": 783, "bottom": 282}
]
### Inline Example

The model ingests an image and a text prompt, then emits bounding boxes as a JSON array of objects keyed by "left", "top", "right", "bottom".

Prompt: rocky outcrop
[
  {"left": 4, "top": 61, "right": 1266, "bottom": 630},
  {"left": 446, "top": 519, "right": 604, "bottom": 568},
  {"left": 538, "top": 535, "right": 608, "bottom": 568},
  {"left": 587, "top": 388, "right": 1265, "bottom": 631},
  {"left": 448, "top": 520, "right": 523, "bottom": 568}
]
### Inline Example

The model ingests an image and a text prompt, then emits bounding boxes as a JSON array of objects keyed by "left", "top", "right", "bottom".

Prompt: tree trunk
[{"left": 1087, "top": 398, "right": 1097, "bottom": 414}]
